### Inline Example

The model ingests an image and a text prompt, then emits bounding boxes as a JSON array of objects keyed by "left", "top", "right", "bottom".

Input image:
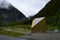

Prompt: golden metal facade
[{"left": 31, "top": 17, "right": 46, "bottom": 33}]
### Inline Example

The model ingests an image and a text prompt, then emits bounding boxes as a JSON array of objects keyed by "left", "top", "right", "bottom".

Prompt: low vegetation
[
  {"left": 0, "top": 21, "right": 31, "bottom": 37},
  {"left": 0, "top": 28, "right": 25, "bottom": 37}
]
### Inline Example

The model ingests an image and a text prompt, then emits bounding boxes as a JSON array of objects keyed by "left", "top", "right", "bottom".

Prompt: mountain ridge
[
  {"left": 0, "top": 5, "right": 26, "bottom": 22},
  {"left": 30, "top": 0, "right": 60, "bottom": 27}
]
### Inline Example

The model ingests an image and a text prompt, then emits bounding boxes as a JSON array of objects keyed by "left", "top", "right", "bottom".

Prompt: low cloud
[
  {"left": 0, "top": 0, "right": 11, "bottom": 9},
  {"left": 7, "top": 0, "right": 50, "bottom": 17}
]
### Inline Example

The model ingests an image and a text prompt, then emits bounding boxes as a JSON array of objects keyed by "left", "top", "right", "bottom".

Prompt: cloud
[
  {"left": 7, "top": 0, "right": 50, "bottom": 17},
  {"left": 0, "top": 0, "right": 11, "bottom": 9}
]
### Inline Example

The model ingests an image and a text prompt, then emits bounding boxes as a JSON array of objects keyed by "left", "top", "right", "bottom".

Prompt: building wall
[{"left": 31, "top": 18, "right": 46, "bottom": 33}]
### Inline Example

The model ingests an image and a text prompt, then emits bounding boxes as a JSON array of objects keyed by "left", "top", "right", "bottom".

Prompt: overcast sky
[{"left": 0, "top": 0, "right": 50, "bottom": 17}]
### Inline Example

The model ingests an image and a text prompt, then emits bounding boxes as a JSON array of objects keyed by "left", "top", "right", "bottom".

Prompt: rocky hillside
[{"left": 0, "top": 6, "right": 26, "bottom": 22}]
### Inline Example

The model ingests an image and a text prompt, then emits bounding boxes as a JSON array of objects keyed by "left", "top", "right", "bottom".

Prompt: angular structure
[{"left": 31, "top": 17, "right": 46, "bottom": 33}]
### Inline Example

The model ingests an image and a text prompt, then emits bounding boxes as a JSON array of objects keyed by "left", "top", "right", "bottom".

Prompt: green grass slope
[{"left": 31, "top": 0, "right": 60, "bottom": 27}]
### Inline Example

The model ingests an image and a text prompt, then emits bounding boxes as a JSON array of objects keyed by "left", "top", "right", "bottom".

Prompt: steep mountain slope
[
  {"left": 31, "top": 0, "right": 60, "bottom": 27},
  {"left": 0, "top": 6, "right": 26, "bottom": 22}
]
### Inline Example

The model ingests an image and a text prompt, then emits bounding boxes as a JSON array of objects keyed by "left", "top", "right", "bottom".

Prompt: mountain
[
  {"left": 30, "top": 0, "right": 60, "bottom": 27},
  {"left": 0, "top": 5, "right": 26, "bottom": 22}
]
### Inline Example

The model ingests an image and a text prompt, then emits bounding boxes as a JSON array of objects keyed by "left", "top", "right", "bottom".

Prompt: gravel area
[{"left": 20, "top": 32, "right": 60, "bottom": 40}]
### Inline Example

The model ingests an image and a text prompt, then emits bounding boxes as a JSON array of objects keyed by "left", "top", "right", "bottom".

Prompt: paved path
[
  {"left": 21, "top": 33, "right": 60, "bottom": 40},
  {"left": 0, "top": 35, "right": 26, "bottom": 40}
]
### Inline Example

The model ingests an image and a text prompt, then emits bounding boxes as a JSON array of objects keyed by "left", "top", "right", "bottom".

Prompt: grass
[
  {"left": 0, "top": 24, "right": 31, "bottom": 37},
  {"left": 0, "top": 20, "right": 59, "bottom": 37},
  {"left": 3, "top": 21, "right": 31, "bottom": 29},
  {"left": 46, "top": 25, "right": 60, "bottom": 31},
  {"left": 0, "top": 28, "right": 25, "bottom": 37},
  {"left": 6, "top": 24, "right": 31, "bottom": 29},
  {"left": 14, "top": 24, "right": 31, "bottom": 29}
]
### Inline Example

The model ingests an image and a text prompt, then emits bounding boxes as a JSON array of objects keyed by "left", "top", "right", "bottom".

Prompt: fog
[
  {"left": 7, "top": 0, "right": 50, "bottom": 17},
  {"left": 0, "top": 0, "right": 11, "bottom": 9},
  {"left": 0, "top": 0, "right": 51, "bottom": 17}
]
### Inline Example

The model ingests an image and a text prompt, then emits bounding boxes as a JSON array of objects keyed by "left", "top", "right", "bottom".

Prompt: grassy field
[
  {"left": 0, "top": 22, "right": 59, "bottom": 37},
  {"left": 0, "top": 28, "right": 25, "bottom": 37},
  {"left": 7, "top": 24, "right": 31, "bottom": 29},
  {"left": 46, "top": 25, "right": 60, "bottom": 31},
  {"left": 0, "top": 24, "right": 31, "bottom": 37}
]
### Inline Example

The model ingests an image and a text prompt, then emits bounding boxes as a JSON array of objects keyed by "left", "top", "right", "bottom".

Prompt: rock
[
  {"left": 54, "top": 29, "right": 60, "bottom": 33},
  {"left": 0, "top": 5, "right": 26, "bottom": 22}
]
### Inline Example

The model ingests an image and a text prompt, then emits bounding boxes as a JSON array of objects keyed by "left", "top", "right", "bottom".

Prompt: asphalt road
[
  {"left": 21, "top": 33, "right": 60, "bottom": 40},
  {"left": 0, "top": 35, "right": 26, "bottom": 40}
]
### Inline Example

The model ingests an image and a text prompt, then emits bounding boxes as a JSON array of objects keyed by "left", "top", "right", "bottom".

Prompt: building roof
[{"left": 31, "top": 17, "right": 45, "bottom": 28}]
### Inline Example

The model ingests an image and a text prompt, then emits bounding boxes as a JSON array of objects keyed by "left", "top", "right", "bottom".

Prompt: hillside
[
  {"left": 0, "top": 5, "right": 26, "bottom": 22},
  {"left": 30, "top": 0, "right": 60, "bottom": 27},
  {"left": 0, "top": 5, "right": 26, "bottom": 27}
]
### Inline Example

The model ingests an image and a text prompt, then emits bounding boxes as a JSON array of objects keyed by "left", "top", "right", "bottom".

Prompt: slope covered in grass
[{"left": 31, "top": 0, "right": 60, "bottom": 28}]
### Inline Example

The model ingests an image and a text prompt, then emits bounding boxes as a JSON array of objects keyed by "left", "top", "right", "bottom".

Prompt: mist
[
  {"left": 7, "top": 0, "right": 50, "bottom": 17},
  {"left": 0, "top": 0, "right": 11, "bottom": 9}
]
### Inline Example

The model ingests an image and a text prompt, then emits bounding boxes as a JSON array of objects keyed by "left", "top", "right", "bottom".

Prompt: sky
[{"left": 0, "top": 0, "right": 50, "bottom": 17}]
